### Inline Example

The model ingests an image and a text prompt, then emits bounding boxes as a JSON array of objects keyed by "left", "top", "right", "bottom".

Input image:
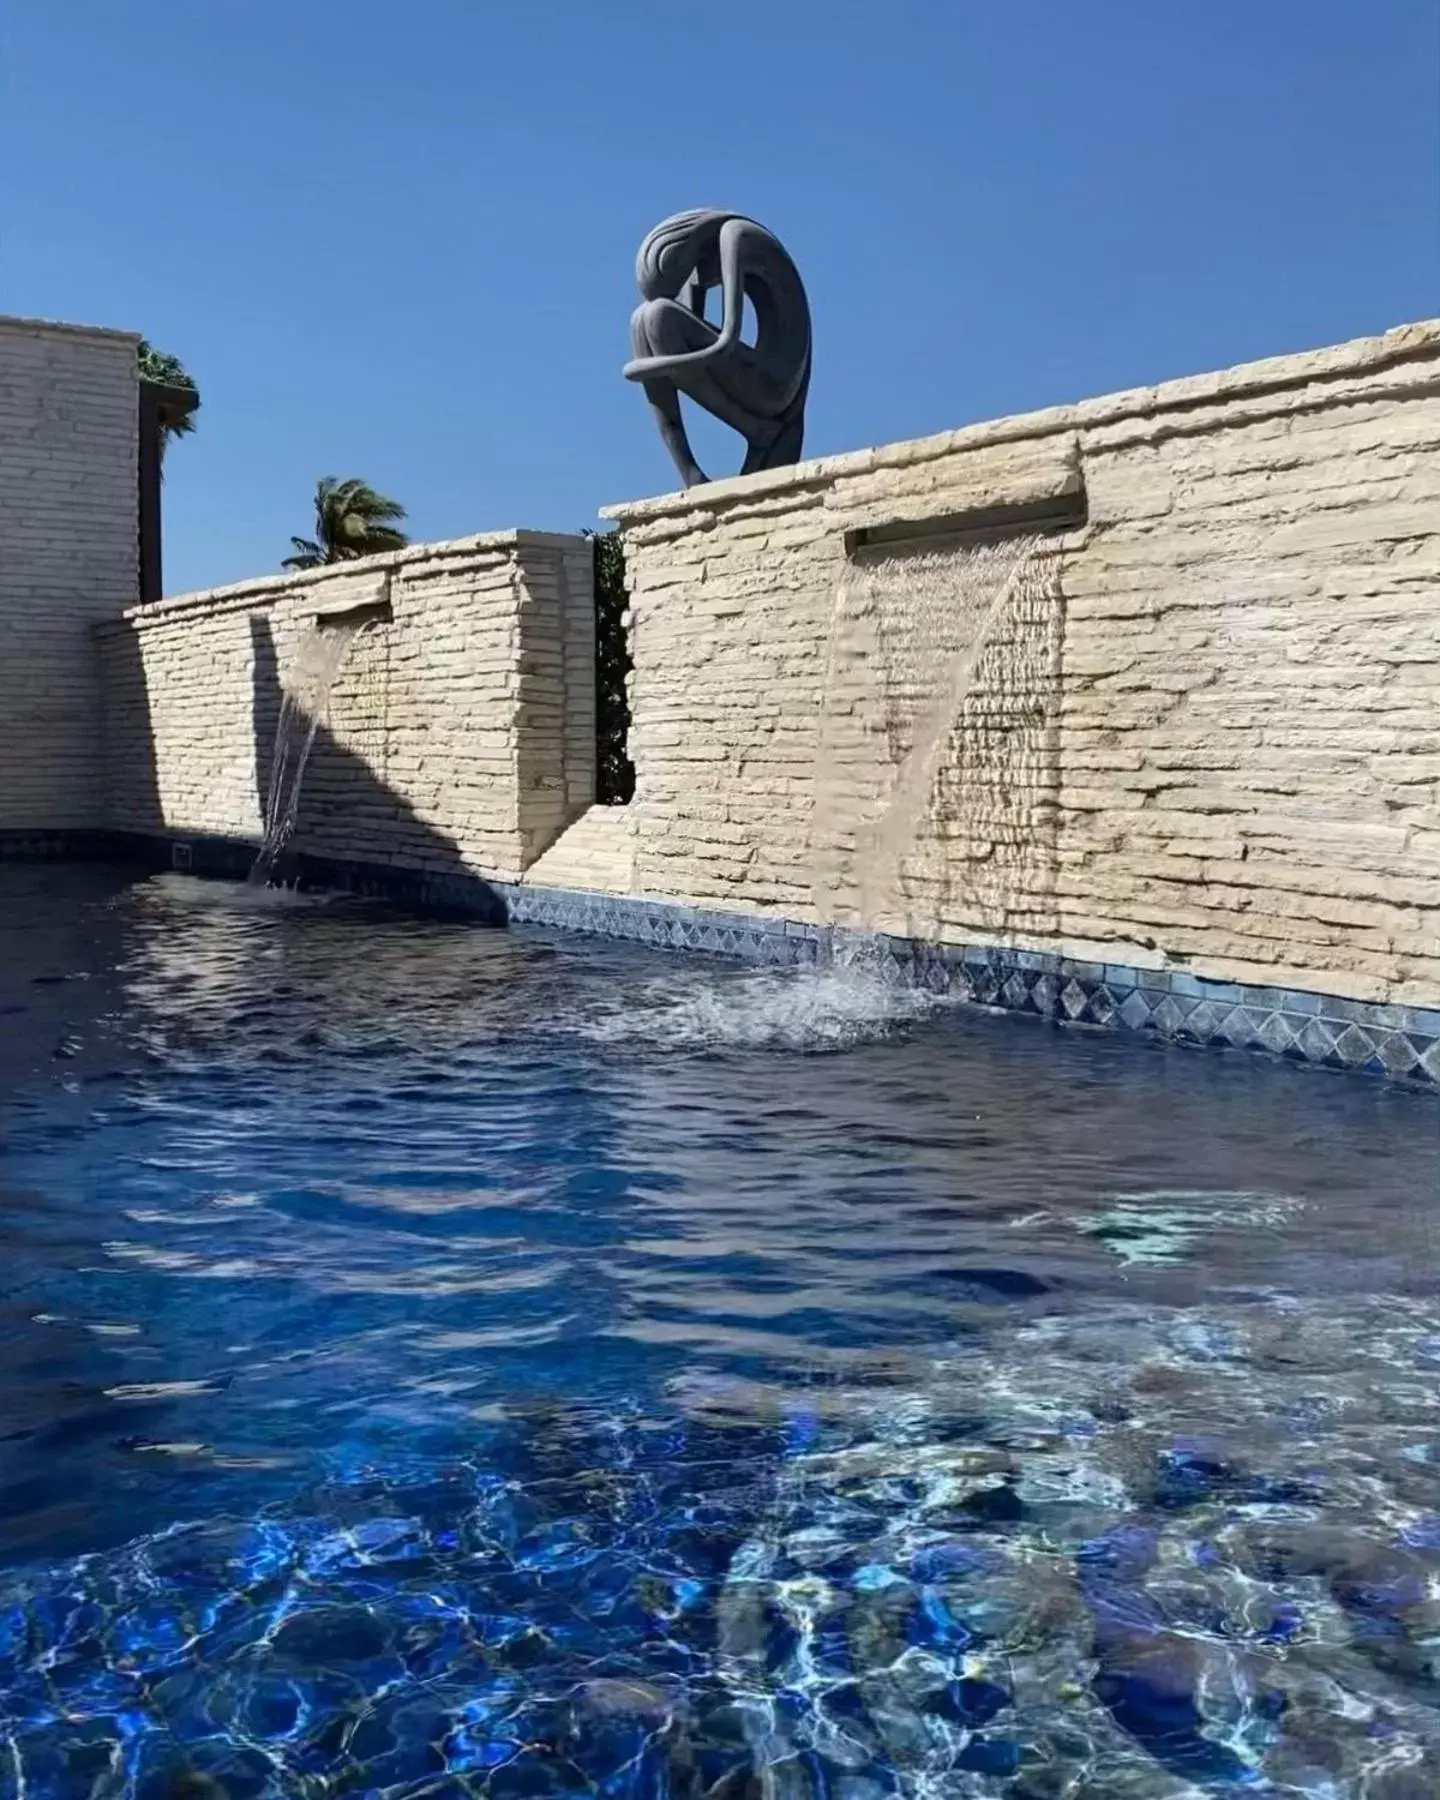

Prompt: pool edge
[{"left": 5, "top": 829, "right": 1435, "bottom": 1090}]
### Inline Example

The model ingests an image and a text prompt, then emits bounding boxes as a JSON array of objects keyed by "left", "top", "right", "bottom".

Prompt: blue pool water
[{"left": 1, "top": 864, "right": 1438, "bottom": 1799}]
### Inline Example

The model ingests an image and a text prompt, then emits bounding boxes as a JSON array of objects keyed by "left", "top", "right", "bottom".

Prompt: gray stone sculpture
[{"left": 624, "top": 210, "right": 811, "bottom": 488}]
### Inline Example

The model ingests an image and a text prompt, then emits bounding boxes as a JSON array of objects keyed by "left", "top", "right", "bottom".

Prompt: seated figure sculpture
[{"left": 624, "top": 210, "right": 811, "bottom": 488}]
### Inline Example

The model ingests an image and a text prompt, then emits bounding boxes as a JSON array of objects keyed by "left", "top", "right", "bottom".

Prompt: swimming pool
[{"left": 1, "top": 863, "right": 1437, "bottom": 1798}]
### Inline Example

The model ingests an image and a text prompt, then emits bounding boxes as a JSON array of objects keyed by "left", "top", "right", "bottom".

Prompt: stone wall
[
  {"left": 598, "top": 319, "right": 1440, "bottom": 1007},
  {"left": 68, "top": 313, "right": 1440, "bottom": 1014},
  {"left": 0, "top": 315, "right": 138, "bottom": 829},
  {"left": 96, "top": 531, "right": 595, "bottom": 883}
]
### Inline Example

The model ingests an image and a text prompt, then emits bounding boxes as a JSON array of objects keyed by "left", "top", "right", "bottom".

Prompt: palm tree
[
  {"left": 283, "top": 477, "right": 409, "bottom": 569},
  {"left": 136, "top": 340, "right": 199, "bottom": 462}
]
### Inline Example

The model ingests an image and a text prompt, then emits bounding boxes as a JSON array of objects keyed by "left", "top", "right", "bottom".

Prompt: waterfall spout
[
  {"left": 811, "top": 534, "right": 1048, "bottom": 940},
  {"left": 249, "top": 620, "right": 364, "bottom": 885}
]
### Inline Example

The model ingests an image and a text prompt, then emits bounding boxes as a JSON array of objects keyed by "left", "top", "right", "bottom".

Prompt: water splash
[
  {"left": 566, "top": 958, "right": 945, "bottom": 1055},
  {"left": 249, "top": 620, "right": 364, "bottom": 885},
  {"left": 157, "top": 872, "right": 348, "bottom": 913}
]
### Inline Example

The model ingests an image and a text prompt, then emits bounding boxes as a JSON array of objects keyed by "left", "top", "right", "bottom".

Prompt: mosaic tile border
[
  {"left": 13, "top": 834, "right": 1437, "bottom": 1089},
  {"left": 0, "top": 829, "right": 136, "bottom": 862},
  {"left": 506, "top": 881, "right": 1440, "bottom": 1090}
]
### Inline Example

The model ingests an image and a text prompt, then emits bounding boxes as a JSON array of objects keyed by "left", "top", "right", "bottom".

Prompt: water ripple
[{"left": 0, "top": 865, "right": 1435, "bottom": 1796}]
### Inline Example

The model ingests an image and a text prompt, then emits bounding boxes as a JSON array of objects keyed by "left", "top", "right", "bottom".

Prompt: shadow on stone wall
[
  {"left": 248, "top": 615, "right": 507, "bottom": 921},
  {"left": 98, "top": 622, "right": 164, "bottom": 836}
]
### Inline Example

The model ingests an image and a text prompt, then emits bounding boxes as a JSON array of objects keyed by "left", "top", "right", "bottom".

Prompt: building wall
[
  {"left": 95, "top": 531, "right": 595, "bottom": 883},
  {"left": 0, "top": 316, "right": 138, "bottom": 828},
  {"left": 597, "top": 319, "right": 1440, "bottom": 1007}
]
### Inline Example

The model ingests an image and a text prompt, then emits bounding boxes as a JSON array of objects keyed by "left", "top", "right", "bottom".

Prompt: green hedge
[{"left": 590, "top": 530, "right": 634, "bottom": 805}]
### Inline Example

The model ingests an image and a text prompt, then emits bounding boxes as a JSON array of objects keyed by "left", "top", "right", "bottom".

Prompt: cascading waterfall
[
  {"left": 810, "top": 534, "right": 1045, "bottom": 944},
  {"left": 249, "top": 619, "right": 364, "bottom": 885}
]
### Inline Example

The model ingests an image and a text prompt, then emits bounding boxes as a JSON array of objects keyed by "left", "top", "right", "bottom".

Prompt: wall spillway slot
[
  {"left": 313, "top": 595, "right": 393, "bottom": 631},
  {"left": 843, "top": 482, "right": 1088, "bottom": 557}
]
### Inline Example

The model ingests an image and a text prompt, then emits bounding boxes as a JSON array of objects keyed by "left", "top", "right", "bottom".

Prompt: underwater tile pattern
[{"left": 507, "top": 883, "right": 1440, "bottom": 1088}]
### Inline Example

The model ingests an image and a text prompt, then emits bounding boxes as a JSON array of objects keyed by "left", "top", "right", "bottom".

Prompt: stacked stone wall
[
  {"left": 82, "top": 314, "right": 1440, "bottom": 1011},
  {"left": 96, "top": 532, "right": 594, "bottom": 883},
  {"left": 602, "top": 320, "right": 1440, "bottom": 1006}
]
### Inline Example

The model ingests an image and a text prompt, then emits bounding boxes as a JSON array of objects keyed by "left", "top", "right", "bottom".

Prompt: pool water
[{"left": 1, "top": 864, "right": 1438, "bottom": 1799}]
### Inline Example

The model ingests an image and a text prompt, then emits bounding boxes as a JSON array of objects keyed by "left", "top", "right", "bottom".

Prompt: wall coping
[
  {"left": 100, "top": 528, "right": 589, "bottom": 631},
  {"left": 0, "top": 311, "right": 142, "bottom": 348},
  {"left": 601, "top": 316, "right": 1440, "bottom": 524}
]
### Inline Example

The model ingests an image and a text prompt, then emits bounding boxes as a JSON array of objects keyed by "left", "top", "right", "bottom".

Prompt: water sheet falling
[
  {"left": 811, "top": 534, "right": 1050, "bottom": 940},
  {"left": 249, "top": 620, "right": 364, "bottom": 885}
]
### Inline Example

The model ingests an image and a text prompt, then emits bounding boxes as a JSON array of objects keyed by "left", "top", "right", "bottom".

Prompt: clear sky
[{"left": 3, "top": 0, "right": 1437, "bottom": 595}]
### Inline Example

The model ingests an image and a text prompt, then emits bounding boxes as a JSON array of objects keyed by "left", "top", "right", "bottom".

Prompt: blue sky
[{"left": 4, "top": 0, "right": 1437, "bottom": 595}]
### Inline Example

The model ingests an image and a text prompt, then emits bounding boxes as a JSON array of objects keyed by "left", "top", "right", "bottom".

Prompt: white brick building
[{"left": 0, "top": 315, "right": 138, "bottom": 831}]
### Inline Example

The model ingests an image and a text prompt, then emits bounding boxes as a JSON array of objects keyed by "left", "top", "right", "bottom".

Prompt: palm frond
[
  {"left": 290, "top": 475, "right": 410, "bottom": 569},
  {"left": 332, "top": 481, "right": 406, "bottom": 527},
  {"left": 346, "top": 525, "right": 409, "bottom": 555},
  {"left": 137, "top": 340, "right": 197, "bottom": 394},
  {"left": 319, "top": 478, "right": 409, "bottom": 555},
  {"left": 281, "top": 537, "right": 325, "bottom": 570}
]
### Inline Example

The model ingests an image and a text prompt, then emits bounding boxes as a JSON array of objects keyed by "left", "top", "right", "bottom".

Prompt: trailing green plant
[
  {"left": 588, "top": 528, "right": 634, "bottom": 804},
  {"left": 283, "top": 477, "right": 410, "bottom": 568}
]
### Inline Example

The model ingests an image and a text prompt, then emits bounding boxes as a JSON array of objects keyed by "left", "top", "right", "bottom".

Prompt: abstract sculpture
[{"left": 624, "top": 210, "right": 811, "bottom": 488}]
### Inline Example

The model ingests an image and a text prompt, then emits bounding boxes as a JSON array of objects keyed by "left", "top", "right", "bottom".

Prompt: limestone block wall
[
  {"left": 602, "top": 320, "right": 1440, "bottom": 1007},
  {"left": 0, "top": 315, "right": 139, "bottom": 828},
  {"left": 96, "top": 531, "right": 594, "bottom": 882}
]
